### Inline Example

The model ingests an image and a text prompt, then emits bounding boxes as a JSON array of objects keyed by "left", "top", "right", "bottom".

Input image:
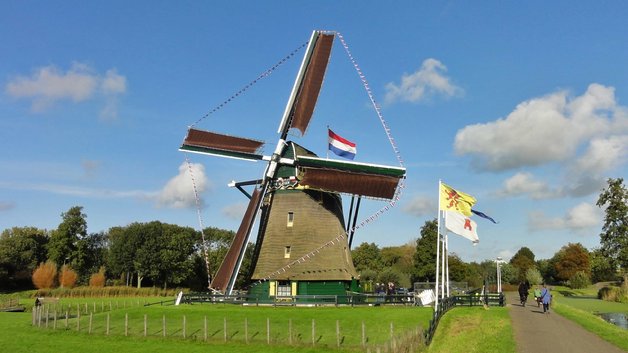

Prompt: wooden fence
[{"left": 31, "top": 304, "right": 424, "bottom": 352}]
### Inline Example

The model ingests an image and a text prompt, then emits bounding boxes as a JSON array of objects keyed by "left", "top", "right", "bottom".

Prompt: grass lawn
[
  {"left": 428, "top": 307, "right": 515, "bottom": 353},
  {"left": 3, "top": 302, "right": 434, "bottom": 353},
  {"left": 551, "top": 285, "right": 628, "bottom": 351}
]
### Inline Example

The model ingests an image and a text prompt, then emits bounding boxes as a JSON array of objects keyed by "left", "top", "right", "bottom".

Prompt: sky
[{"left": 1, "top": 1, "right": 627, "bottom": 264}]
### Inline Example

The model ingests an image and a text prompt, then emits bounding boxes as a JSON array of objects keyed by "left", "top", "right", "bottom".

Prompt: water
[{"left": 596, "top": 312, "right": 628, "bottom": 330}]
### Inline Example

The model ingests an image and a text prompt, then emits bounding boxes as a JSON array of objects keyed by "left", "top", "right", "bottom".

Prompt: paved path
[{"left": 506, "top": 292, "right": 625, "bottom": 353}]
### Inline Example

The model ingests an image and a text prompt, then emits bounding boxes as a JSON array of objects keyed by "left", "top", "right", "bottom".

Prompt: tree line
[
  {"left": 0, "top": 206, "right": 243, "bottom": 291},
  {"left": 1, "top": 178, "right": 626, "bottom": 293}
]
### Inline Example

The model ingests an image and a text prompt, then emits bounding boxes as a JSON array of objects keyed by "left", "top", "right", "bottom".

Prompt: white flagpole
[
  {"left": 326, "top": 125, "right": 330, "bottom": 159},
  {"left": 441, "top": 228, "right": 446, "bottom": 299},
  {"left": 434, "top": 180, "right": 442, "bottom": 312},
  {"left": 445, "top": 232, "right": 450, "bottom": 297}
]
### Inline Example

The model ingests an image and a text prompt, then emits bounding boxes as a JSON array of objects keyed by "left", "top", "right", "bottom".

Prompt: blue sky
[{"left": 1, "top": 1, "right": 627, "bottom": 263}]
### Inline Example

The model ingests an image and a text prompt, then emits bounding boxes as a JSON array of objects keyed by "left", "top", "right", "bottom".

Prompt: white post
[
  {"left": 434, "top": 181, "right": 442, "bottom": 311},
  {"left": 445, "top": 233, "right": 450, "bottom": 297}
]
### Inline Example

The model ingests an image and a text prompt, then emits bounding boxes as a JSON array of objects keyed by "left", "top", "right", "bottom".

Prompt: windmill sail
[
  {"left": 211, "top": 188, "right": 264, "bottom": 292},
  {"left": 296, "top": 155, "right": 405, "bottom": 199},
  {"left": 278, "top": 31, "right": 334, "bottom": 137},
  {"left": 180, "top": 128, "right": 265, "bottom": 161}
]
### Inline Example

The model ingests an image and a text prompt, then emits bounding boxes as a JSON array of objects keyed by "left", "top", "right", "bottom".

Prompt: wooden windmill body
[{"left": 180, "top": 31, "right": 405, "bottom": 299}]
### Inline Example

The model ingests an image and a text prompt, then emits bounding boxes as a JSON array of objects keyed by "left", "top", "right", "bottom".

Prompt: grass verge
[
  {"left": 427, "top": 306, "right": 515, "bottom": 353},
  {"left": 552, "top": 301, "right": 628, "bottom": 351}
]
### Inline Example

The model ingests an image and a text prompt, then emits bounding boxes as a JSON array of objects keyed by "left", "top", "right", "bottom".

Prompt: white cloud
[
  {"left": 157, "top": 162, "right": 210, "bottom": 209},
  {"left": 0, "top": 180, "right": 153, "bottom": 199},
  {"left": 572, "top": 136, "right": 627, "bottom": 176},
  {"left": 402, "top": 196, "right": 436, "bottom": 217},
  {"left": 454, "top": 84, "right": 628, "bottom": 172},
  {"left": 5, "top": 62, "right": 127, "bottom": 120},
  {"left": 495, "top": 172, "right": 551, "bottom": 199},
  {"left": 0, "top": 202, "right": 15, "bottom": 211},
  {"left": 528, "top": 202, "right": 602, "bottom": 231},
  {"left": 384, "top": 58, "right": 462, "bottom": 104},
  {"left": 222, "top": 202, "right": 248, "bottom": 220}
]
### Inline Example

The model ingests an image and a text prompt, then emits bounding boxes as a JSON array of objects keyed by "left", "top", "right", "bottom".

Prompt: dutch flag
[{"left": 328, "top": 129, "right": 356, "bottom": 160}]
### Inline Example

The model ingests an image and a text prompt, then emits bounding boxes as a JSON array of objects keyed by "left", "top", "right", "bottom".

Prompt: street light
[{"left": 496, "top": 256, "right": 503, "bottom": 293}]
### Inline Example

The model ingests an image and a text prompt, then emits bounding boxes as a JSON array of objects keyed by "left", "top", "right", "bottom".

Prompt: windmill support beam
[{"left": 228, "top": 179, "right": 263, "bottom": 199}]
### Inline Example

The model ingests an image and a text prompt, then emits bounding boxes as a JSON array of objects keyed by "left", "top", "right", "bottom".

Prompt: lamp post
[{"left": 496, "top": 256, "right": 503, "bottom": 293}]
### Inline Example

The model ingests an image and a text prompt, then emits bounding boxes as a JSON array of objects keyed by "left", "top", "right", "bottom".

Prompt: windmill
[{"left": 180, "top": 30, "right": 405, "bottom": 298}]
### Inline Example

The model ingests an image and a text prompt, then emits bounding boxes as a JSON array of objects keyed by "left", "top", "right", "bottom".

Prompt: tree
[
  {"left": 32, "top": 261, "right": 57, "bottom": 289},
  {"left": 0, "top": 227, "right": 49, "bottom": 288},
  {"left": 352, "top": 242, "right": 383, "bottom": 273},
  {"left": 526, "top": 267, "right": 543, "bottom": 285},
  {"left": 447, "top": 253, "right": 469, "bottom": 282},
  {"left": 89, "top": 266, "right": 106, "bottom": 287},
  {"left": 590, "top": 248, "right": 617, "bottom": 282},
  {"left": 596, "top": 178, "right": 628, "bottom": 281},
  {"left": 510, "top": 247, "right": 536, "bottom": 281},
  {"left": 59, "top": 265, "right": 78, "bottom": 288},
  {"left": 552, "top": 243, "right": 590, "bottom": 282},
  {"left": 48, "top": 206, "right": 87, "bottom": 269},
  {"left": 411, "top": 219, "right": 438, "bottom": 283},
  {"left": 75, "top": 232, "right": 107, "bottom": 283}
]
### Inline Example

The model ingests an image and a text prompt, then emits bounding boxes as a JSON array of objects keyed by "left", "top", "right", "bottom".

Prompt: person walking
[
  {"left": 518, "top": 281, "right": 529, "bottom": 306},
  {"left": 540, "top": 283, "right": 551, "bottom": 314}
]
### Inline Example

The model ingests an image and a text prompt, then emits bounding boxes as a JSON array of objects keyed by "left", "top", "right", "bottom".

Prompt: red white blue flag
[{"left": 328, "top": 129, "right": 356, "bottom": 160}]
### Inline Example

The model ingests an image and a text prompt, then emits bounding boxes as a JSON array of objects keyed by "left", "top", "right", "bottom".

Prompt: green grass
[
  {"left": 550, "top": 285, "right": 628, "bottom": 351},
  {"left": 5, "top": 303, "right": 434, "bottom": 352},
  {"left": 427, "top": 307, "right": 515, "bottom": 353}
]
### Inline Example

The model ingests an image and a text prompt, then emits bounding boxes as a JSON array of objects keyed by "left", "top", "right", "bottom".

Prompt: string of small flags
[
  {"left": 190, "top": 41, "right": 309, "bottom": 128},
  {"left": 184, "top": 154, "right": 212, "bottom": 288},
  {"left": 251, "top": 32, "right": 407, "bottom": 285}
]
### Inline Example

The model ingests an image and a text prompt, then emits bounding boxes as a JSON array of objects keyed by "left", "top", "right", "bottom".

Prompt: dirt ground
[{"left": 506, "top": 292, "right": 625, "bottom": 353}]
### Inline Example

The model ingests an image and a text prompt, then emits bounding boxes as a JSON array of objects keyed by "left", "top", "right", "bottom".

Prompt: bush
[
  {"left": 526, "top": 267, "right": 543, "bottom": 285},
  {"left": 598, "top": 286, "right": 628, "bottom": 303},
  {"left": 568, "top": 270, "right": 590, "bottom": 289},
  {"left": 32, "top": 261, "right": 57, "bottom": 289},
  {"left": 59, "top": 265, "right": 78, "bottom": 289},
  {"left": 89, "top": 267, "right": 106, "bottom": 287}
]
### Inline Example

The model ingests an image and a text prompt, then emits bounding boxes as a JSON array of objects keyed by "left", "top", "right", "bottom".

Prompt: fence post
[
  {"left": 312, "top": 319, "right": 316, "bottom": 346},
  {"left": 89, "top": 313, "right": 93, "bottom": 334},
  {"left": 223, "top": 317, "right": 226, "bottom": 342},
  {"left": 162, "top": 314, "right": 166, "bottom": 337},
  {"left": 144, "top": 314, "right": 147, "bottom": 337},
  {"left": 106, "top": 313, "right": 110, "bottom": 335},
  {"left": 245, "top": 317, "right": 248, "bottom": 344},
  {"left": 45, "top": 306, "right": 49, "bottom": 328},
  {"left": 266, "top": 317, "right": 270, "bottom": 344},
  {"left": 125, "top": 313, "right": 128, "bottom": 336},
  {"left": 53, "top": 310, "right": 57, "bottom": 330},
  {"left": 183, "top": 315, "right": 186, "bottom": 339},
  {"left": 65, "top": 310, "right": 68, "bottom": 329},
  {"left": 204, "top": 316, "right": 207, "bottom": 342},
  {"left": 289, "top": 318, "right": 292, "bottom": 345},
  {"left": 336, "top": 320, "right": 340, "bottom": 347},
  {"left": 362, "top": 321, "right": 366, "bottom": 347},
  {"left": 77, "top": 310, "right": 81, "bottom": 332}
]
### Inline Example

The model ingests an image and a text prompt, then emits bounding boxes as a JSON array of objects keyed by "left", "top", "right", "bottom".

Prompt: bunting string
[
  {"left": 184, "top": 154, "right": 212, "bottom": 289},
  {"left": 189, "top": 41, "right": 308, "bottom": 128},
  {"left": 251, "top": 32, "right": 407, "bottom": 285}
]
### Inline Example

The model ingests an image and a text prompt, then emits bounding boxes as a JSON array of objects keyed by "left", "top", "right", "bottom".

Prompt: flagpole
[
  {"left": 434, "top": 180, "right": 442, "bottom": 312},
  {"left": 441, "top": 229, "right": 446, "bottom": 299},
  {"left": 326, "top": 125, "right": 330, "bottom": 159},
  {"left": 445, "top": 232, "right": 450, "bottom": 297}
]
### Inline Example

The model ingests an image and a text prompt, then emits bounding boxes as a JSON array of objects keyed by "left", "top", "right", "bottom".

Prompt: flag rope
[
  {"left": 250, "top": 32, "right": 407, "bottom": 285},
  {"left": 189, "top": 41, "right": 308, "bottom": 128},
  {"left": 184, "top": 153, "right": 212, "bottom": 289}
]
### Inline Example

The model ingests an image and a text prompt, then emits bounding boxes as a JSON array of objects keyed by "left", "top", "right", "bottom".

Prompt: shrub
[
  {"left": 525, "top": 267, "right": 543, "bottom": 285},
  {"left": 32, "top": 261, "right": 57, "bottom": 289},
  {"left": 598, "top": 286, "right": 628, "bottom": 303},
  {"left": 59, "top": 265, "right": 78, "bottom": 288},
  {"left": 568, "top": 270, "right": 590, "bottom": 289},
  {"left": 89, "top": 267, "right": 106, "bottom": 287}
]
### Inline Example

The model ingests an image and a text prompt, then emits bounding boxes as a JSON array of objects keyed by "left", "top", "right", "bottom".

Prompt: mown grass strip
[
  {"left": 552, "top": 301, "right": 628, "bottom": 351},
  {"left": 428, "top": 306, "right": 515, "bottom": 353}
]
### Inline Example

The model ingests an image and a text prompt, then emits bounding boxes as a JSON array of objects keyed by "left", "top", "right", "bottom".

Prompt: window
[
  {"left": 287, "top": 212, "right": 294, "bottom": 227},
  {"left": 284, "top": 246, "right": 291, "bottom": 259},
  {"left": 277, "top": 281, "right": 291, "bottom": 297}
]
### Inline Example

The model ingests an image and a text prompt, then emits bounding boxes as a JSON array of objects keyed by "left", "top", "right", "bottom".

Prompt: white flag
[{"left": 445, "top": 210, "right": 479, "bottom": 244}]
